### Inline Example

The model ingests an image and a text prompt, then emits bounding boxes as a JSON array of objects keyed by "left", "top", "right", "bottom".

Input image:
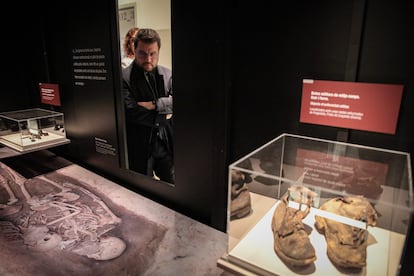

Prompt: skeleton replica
[{"left": 0, "top": 162, "right": 126, "bottom": 261}]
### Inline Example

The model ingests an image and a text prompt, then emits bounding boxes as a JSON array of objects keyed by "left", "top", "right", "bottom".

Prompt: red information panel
[
  {"left": 39, "top": 83, "right": 61, "bottom": 106},
  {"left": 300, "top": 79, "right": 404, "bottom": 134}
]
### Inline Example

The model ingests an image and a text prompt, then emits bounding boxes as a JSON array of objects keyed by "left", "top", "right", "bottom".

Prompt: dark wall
[
  {"left": 0, "top": 0, "right": 229, "bottom": 231},
  {"left": 1, "top": 1, "right": 413, "bottom": 243},
  {"left": 353, "top": 1, "right": 414, "bottom": 152},
  {"left": 228, "top": 0, "right": 414, "bottom": 162},
  {"left": 41, "top": 0, "right": 229, "bottom": 232},
  {"left": 0, "top": 4, "right": 46, "bottom": 111},
  {"left": 171, "top": 0, "right": 230, "bottom": 231},
  {"left": 228, "top": 1, "right": 353, "bottom": 159},
  {"left": 42, "top": 0, "right": 123, "bottom": 172},
  {"left": 226, "top": 0, "right": 414, "bottom": 273}
]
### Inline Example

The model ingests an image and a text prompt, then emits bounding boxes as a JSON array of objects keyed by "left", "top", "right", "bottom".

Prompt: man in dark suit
[{"left": 122, "top": 28, "right": 174, "bottom": 183}]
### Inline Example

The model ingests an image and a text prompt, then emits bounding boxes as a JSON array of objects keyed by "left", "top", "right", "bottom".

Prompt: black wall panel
[
  {"left": 171, "top": 0, "right": 230, "bottom": 230},
  {"left": 0, "top": 3, "right": 46, "bottom": 112},
  {"left": 228, "top": 0, "right": 414, "bottom": 164},
  {"left": 1, "top": 0, "right": 414, "bottom": 243},
  {"left": 40, "top": 0, "right": 229, "bottom": 231},
  {"left": 228, "top": 1, "right": 355, "bottom": 161},
  {"left": 354, "top": 1, "right": 414, "bottom": 153},
  {"left": 42, "top": 0, "right": 123, "bottom": 171},
  {"left": 226, "top": 1, "right": 414, "bottom": 271}
]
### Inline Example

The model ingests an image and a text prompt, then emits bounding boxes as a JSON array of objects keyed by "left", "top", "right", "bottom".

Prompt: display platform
[
  {"left": 220, "top": 133, "right": 413, "bottom": 276},
  {"left": 0, "top": 108, "right": 70, "bottom": 153},
  {"left": 0, "top": 151, "right": 227, "bottom": 275},
  {"left": 220, "top": 194, "right": 404, "bottom": 276}
]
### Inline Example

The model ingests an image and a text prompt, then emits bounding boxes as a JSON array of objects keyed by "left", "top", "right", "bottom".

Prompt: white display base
[
  {"left": 222, "top": 200, "right": 405, "bottom": 276},
  {"left": 0, "top": 130, "right": 70, "bottom": 153}
]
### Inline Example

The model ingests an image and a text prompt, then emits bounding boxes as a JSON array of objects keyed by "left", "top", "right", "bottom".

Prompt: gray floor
[{"left": 0, "top": 151, "right": 230, "bottom": 275}]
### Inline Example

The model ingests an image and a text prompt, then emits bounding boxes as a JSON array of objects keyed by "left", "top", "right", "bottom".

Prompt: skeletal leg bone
[
  {"left": 36, "top": 176, "right": 80, "bottom": 201},
  {"left": 67, "top": 183, "right": 122, "bottom": 224}
]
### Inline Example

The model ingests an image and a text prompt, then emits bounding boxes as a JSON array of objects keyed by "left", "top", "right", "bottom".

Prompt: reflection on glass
[
  {"left": 225, "top": 133, "right": 412, "bottom": 275},
  {"left": 118, "top": 0, "right": 173, "bottom": 185},
  {"left": 118, "top": 0, "right": 171, "bottom": 68}
]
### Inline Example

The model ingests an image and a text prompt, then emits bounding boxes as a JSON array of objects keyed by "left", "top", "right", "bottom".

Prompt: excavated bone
[
  {"left": 23, "top": 225, "right": 62, "bottom": 251},
  {"left": 0, "top": 163, "right": 126, "bottom": 261}
]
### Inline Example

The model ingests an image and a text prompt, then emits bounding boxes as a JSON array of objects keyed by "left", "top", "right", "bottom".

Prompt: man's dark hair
[{"left": 134, "top": 28, "right": 161, "bottom": 49}]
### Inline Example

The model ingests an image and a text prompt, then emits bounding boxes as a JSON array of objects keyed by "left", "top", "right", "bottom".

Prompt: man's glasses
[{"left": 137, "top": 51, "right": 158, "bottom": 59}]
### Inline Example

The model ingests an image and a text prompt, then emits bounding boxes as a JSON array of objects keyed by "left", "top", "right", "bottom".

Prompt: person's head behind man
[{"left": 134, "top": 28, "right": 161, "bottom": 72}]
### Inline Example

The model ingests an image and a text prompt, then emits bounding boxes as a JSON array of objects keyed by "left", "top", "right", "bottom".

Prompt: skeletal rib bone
[{"left": 0, "top": 162, "right": 126, "bottom": 261}]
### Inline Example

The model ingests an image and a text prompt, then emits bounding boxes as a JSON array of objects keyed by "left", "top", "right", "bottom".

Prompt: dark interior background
[{"left": 1, "top": 0, "right": 414, "bottom": 273}]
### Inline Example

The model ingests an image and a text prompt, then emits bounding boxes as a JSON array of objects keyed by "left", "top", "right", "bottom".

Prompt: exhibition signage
[
  {"left": 295, "top": 148, "right": 388, "bottom": 199},
  {"left": 300, "top": 79, "right": 404, "bottom": 134},
  {"left": 39, "top": 83, "right": 61, "bottom": 106}
]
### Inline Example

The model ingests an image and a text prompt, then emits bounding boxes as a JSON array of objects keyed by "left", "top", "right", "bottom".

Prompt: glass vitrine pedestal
[
  {"left": 218, "top": 133, "right": 412, "bottom": 276},
  {"left": 0, "top": 108, "right": 70, "bottom": 153}
]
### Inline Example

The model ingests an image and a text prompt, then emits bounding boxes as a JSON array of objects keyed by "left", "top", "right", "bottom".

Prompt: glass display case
[
  {"left": 0, "top": 108, "right": 70, "bottom": 153},
  {"left": 218, "top": 133, "right": 413, "bottom": 276}
]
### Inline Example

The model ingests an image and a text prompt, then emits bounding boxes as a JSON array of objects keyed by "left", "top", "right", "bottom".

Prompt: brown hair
[
  {"left": 134, "top": 28, "right": 161, "bottom": 49},
  {"left": 123, "top": 27, "right": 139, "bottom": 57}
]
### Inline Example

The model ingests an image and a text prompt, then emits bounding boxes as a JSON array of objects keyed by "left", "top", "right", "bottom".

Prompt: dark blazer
[{"left": 122, "top": 62, "right": 173, "bottom": 174}]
